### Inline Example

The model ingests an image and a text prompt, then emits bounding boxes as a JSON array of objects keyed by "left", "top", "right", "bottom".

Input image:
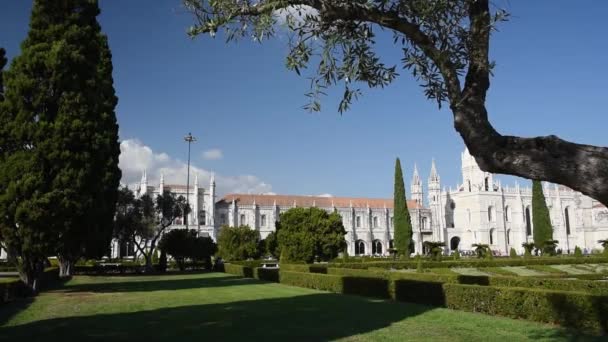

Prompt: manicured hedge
[
  {"left": 280, "top": 271, "right": 343, "bottom": 293},
  {"left": 254, "top": 268, "right": 279, "bottom": 282},
  {"left": 224, "top": 264, "right": 254, "bottom": 278},
  {"left": 443, "top": 284, "right": 608, "bottom": 335},
  {"left": 223, "top": 264, "right": 608, "bottom": 334},
  {"left": 328, "top": 256, "right": 608, "bottom": 270},
  {"left": 74, "top": 264, "right": 146, "bottom": 275}
]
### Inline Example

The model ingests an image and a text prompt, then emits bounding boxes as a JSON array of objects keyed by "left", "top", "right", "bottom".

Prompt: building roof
[{"left": 218, "top": 193, "right": 424, "bottom": 210}]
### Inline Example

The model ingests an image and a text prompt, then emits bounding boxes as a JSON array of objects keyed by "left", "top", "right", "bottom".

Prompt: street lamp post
[{"left": 184, "top": 132, "right": 197, "bottom": 230}]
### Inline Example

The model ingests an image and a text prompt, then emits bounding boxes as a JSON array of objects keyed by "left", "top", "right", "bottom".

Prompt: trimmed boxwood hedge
[
  {"left": 328, "top": 256, "right": 608, "bottom": 270},
  {"left": 223, "top": 264, "right": 608, "bottom": 334},
  {"left": 443, "top": 284, "right": 608, "bottom": 335}
]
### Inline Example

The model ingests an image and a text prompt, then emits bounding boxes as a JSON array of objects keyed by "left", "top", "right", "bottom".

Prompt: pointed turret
[
  {"left": 411, "top": 163, "right": 423, "bottom": 205},
  {"left": 429, "top": 158, "right": 440, "bottom": 183},
  {"left": 140, "top": 169, "right": 148, "bottom": 196},
  {"left": 159, "top": 172, "right": 164, "bottom": 194}
]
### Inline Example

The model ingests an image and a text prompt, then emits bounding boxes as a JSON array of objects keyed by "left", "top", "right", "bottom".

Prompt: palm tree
[
  {"left": 521, "top": 242, "right": 535, "bottom": 258},
  {"left": 472, "top": 243, "right": 490, "bottom": 259},
  {"left": 423, "top": 241, "right": 445, "bottom": 260},
  {"left": 542, "top": 240, "right": 559, "bottom": 256},
  {"left": 598, "top": 239, "right": 608, "bottom": 255}
]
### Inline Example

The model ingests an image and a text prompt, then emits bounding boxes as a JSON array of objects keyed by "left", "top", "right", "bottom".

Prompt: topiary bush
[
  {"left": 509, "top": 248, "right": 518, "bottom": 258},
  {"left": 574, "top": 246, "right": 583, "bottom": 258}
]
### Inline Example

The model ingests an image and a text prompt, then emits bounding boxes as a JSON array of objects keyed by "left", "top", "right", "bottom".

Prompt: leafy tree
[
  {"left": 532, "top": 181, "right": 553, "bottom": 250},
  {"left": 393, "top": 158, "right": 413, "bottom": 257},
  {"left": 264, "top": 231, "right": 280, "bottom": 258},
  {"left": 113, "top": 187, "right": 188, "bottom": 272},
  {"left": 276, "top": 207, "right": 346, "bottom": 263},
  {"left": 216, "top": 225, "right": 261, "bottom": 261},
  {"left": 184, "top": 0, "right": 608, "bottom": 207},
  {"left": 0, "top": 0, "right": 120, "bottom": 281},
  {"left": 159, "top": 229, "right": 191, "bottom": 271},
  {"left": 190, "top": 234, "right": 217, "bottom": 268}
]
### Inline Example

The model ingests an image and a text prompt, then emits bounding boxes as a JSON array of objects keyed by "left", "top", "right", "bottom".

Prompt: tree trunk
[
  {"left": 17, "top": 259, "right": 43, "bottom": 294},
  {"left": 58, "top": 257, "right": 74, "bottom": 278}
]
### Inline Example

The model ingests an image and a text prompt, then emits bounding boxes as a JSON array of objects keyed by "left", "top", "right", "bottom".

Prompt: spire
[
  {"left": 159, "top": 172, "right": 164, "bottom": 194},
  {"left": 429, "top": 158, "right": 439, "bottom": 182},
  {"left": 141, "top": 169, "right": 147, "bottom": 184},
  {"left": 210, "top": 173, "right": 216, "bottom": 186},
  {"left": 412, "top": 163, "right": 421, "bottom": 185},
  {"left": 194, "top": 173, "right": 198, "bottom": 187}
]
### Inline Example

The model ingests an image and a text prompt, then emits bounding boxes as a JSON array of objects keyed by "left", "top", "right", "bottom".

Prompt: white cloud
[
  {"left": 119, "top": 139, "right": 272, "bottom": 197},
  {"left": 202, "top": 148, "right": 223, "bottom": 160},
  {"left": 317, "top": 193, "right": 333, "bottom": 198}
]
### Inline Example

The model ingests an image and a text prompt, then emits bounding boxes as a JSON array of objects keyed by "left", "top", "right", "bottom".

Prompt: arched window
[
  {"left": 468, "top": 180, "right": 472, "bottom": 192},
  {"left": 505, "top": 206, "right": 511, "bottom": 222},
  {"left": 489, "top": 228, "right": 496, "bottom": 245},
  {"left": 373, "top": 216, "right": 378, "bottom": 228},
  {"left": 355, "top": 240, "right": 366, "bottom": 255},
  {"left": 389, "top": 239, "right": 394, "bottom": 249},
  {"left": 372, "top": 240, "right": 383, "bottom": 255},
  {"left": 525, "top": 207, "right": 532, "bottom": 236},
  {"left": 199, "top": 210, "right": 206, "bottom": 225},
  {"left": 564, "top": 207, "right": 571, "bottom": 235},
  {"left": 450, "top": 236, "right": 460, "bottom": 250},
  {"left": 485, "top": 177, "right": 489, "bottom": 191},
  {"left": 240, "top": 214, "right": 246, "bottom": 226},
  {"left": 507, "top": 229, "right": 511, "bottom": 245},
  {"left": 356, "top": 216, "right": 361, "bottom": 228},
  {"left": 488, "top": 206, "right": 495, "bottom": 222},
  {"left": 421, "top": 217, "right": 428, "bottom": 229}
]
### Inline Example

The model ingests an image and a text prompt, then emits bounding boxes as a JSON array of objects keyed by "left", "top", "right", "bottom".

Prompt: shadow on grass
[
  {"left": 55, "top": 274, "right": 260, "bottom": 293},
  {"left": 0, "top": 292, "right": 432, "bottom": 341}
]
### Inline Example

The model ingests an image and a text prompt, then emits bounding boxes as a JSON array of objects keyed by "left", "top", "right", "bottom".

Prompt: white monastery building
[{"left": 109, "top": 148, "right": 608, "bottom": 258}]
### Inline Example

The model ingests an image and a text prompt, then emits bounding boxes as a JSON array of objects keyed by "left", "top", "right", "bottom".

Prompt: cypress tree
[
  {"left": 0, "top": 48, "right": 6, "bottom": 101},
  {"left": 0, "top": 0, "right": 120, "bottom": 285},
  {"left": 394, "top": 158, "right": 413, "bottom": 257},
  {"left": 532, "top": 180, "right": 553, "bottom": 251}
]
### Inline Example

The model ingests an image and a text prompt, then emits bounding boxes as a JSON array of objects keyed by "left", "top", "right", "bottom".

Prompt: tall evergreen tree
[
  {"left": 0, "top": 48, "right": 6, "bottom": 101},
  {"left": 532, "top": 180, "right": 553, "bottom": 250},
  {"left": 0, "top": 0, "right": 120, "bottom": 285},
  {"left": 394, "top": 158, "right": 413, "bottom": 257}
]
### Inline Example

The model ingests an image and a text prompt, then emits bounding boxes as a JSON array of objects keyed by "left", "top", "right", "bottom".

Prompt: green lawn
[{"left": 0, "top": 272, "right": 601, "bottom": 341}]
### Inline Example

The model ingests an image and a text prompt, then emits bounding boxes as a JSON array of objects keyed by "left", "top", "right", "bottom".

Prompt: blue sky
[{"left": 1, "top": 1, "right": 607, "bottom": 199}]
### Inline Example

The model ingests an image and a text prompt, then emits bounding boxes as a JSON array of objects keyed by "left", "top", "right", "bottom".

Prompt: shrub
[
  {"left": 509, "top": 248, "right": 518, "bottom": 258},
  {"left": 574, "top": 246, "right": 583, "bottom": 258},
  {"left": 452, "top": 249, "right": 460, "bottom": 260}
]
